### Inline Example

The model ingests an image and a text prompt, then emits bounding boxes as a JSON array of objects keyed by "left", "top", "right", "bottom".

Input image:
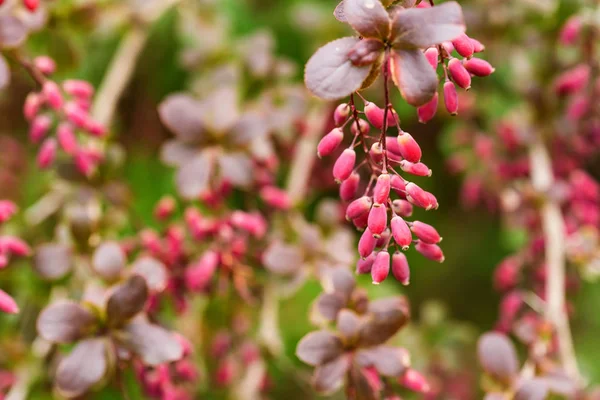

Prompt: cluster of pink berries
[
  {"left": 0, "top": 201, "right": 30, "bottom": 314},
  {"left": 318, "top": 97, "right": 444, "bottom": 285},
  {"left": 0, "top": 0, "right": 39, "bottom": 11},
  {"left": 139, "top": 196, "right": 269, "bottom": 312},
  {"left": 135, "top": 335, "right": 198, "bottom": 400},
  {"left": 24, "top": 56, "right": 106, "bottom": 175},
  {"left": 417, "top": 4, "right": 494, "bottom": 122}
]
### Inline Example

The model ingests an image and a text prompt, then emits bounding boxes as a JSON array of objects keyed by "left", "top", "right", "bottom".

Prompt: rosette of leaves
[
  {"left": 158, "top": 85, "right": 270, "bottom": 200},
  {"left": 36, "top": 275, "right": 183, "bottom": 398},
  {"left": 296, "top": 269, "right": 412, "bottom": 396},
  {"left": 305, "top": 0, "right": 465, "bottom": 106},
  {"left": 477, "top": 332, "right": 577, "bottom": 399},
  {"left": 0, "top": 4, "right": 48, "bottom": 90}
]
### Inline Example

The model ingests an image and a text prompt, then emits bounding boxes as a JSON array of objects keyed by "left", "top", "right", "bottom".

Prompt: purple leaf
[
  {"left": 359, "top": 296, "right": 410, "bottom": 346},
  {"left": 0, "top": 55, "right": 9, "bottom": 90},
  {"left": 313, "top": 354, "right": 351, "bottom": 394},
  {"left": 55, "top": 338, "right": 108, "bottom": 398},
  {"left": 121, "top": 320, "right": 184, "bottom": 366},
  {"left": 348, "top": 39, "right": 385, "bottom": 67},
  {"left": 329, "top": 268, "right": 355, "bottom": 298},
  {"left": 34, "top": 243, "right": 72, "bottom": 281},
  {"left": 477, "top": 332, "right": 519, "bottom": 384},
  {"left": 37, "top": 301, "right": 97, "bottom": 344},
  {"left": 391, "top": 2, "right": 465, "bottom": 49},
  {"left": 176, "top": 152, "right": 214, "bottom": 200},
  {"left": 0, "top": 16, "right": 28, "bottom": 48},
  {"left": 315, "top": 293, "right": 346, "bottom": 322},
  {"left": 296, "top": 330, "right": 343, "bottom": 366},
  {"left": 391, "top": 49, "right": 439, "bottom": 106},
  {"left": 106, "top": 275, "right": 148, "bottom": 327},
  {"left": 158, "top": 94, "right": 205, "bottom": 143},
  {"left": 305, "top": 37, "right": 373, "bottom": 100},
  {"left": 343, "top": 0, "right": 391, "bottom": 39},
  {"left": 130, "top": 256, "right": 168, "bottom": 292},
  {"left": 336, "top": 309, "right": 361, "bottom": 341},
  {"left": 92, "top": 241, "right": 126, "bottom": 281},
  {"left": 356, "top": 346, "right": 410, "bottom": 377}
]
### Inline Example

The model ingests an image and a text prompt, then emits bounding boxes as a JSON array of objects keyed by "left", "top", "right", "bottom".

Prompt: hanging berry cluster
[{"left": 306, "top": 0, "right": 493, "bottom": 285}]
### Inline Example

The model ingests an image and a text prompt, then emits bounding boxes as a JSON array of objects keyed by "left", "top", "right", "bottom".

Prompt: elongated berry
[
  {"left": 448, "top": 58, "right": 471, "bottom": 89},
  {"left": 0, "top": 289, "right": 18, "bottom": 314},
  {"left": 470, "top": 38, "right": 485, "bottom": 53},
  {"left": 371, "top": 251, "right": 390, "bottom": 284},
  {"left": 397, "top": 132, "right": 421, "bottom": 163},
  {"left": 424, "top": 47, "right": 439, "bottom": 69},
  {"left": 23, "top": 93, "right": 43, "bottom": 121},
  {"left": 364, "top": 102, "right": 398, "bottom": 130},
  {"left": 405, "top": 183, "right": 437, "bottom": 210},
  {"left": 352, "top": 211, "right": 369, "bottom": 230},
  {"left": 559, "top": 16, "right": 581, "bottom": 46},
  {"left": 452, "top": 33, "right": 474, "bottom": 58},
  {"left": 29, "top": 115, "right": 52, "bottom": 143},
  {"left": 37, "top": 138, "right": 56, "bottom": 168},
  {"left": 400, "top": 161, "right": 431, "bottom": 177},
  {"left": 333, "top": 103, "right": 350, "bottom": 126},
  {"left": 358, "top": 228, "right": 377, "bottom": 258},
  {"left": 390, "top": 175, "right": 407, "bottom": 196},
  {"left": 350, "top": 119, "right": 370, "bottom": 136},
  {"left": 392, "top": 252, "right": 410, "bottom": 285},
  {"left": 34, "top": 56, "right": 56, "bottom": 75},
  {"left": 391, "top": 216, "right": 412, "bottom": 250},
  {"left": 57, "top": 123, "right": 78, "bottom": 154},
  {"left": 463, "top": 58, "right": 495, "bottom": 77},
  {"left": 411, "top": 221, "right": 441, "bottom": 244},
  {"left": 317, "top": 128, "right": 344, "bottom": 158},
  {"left": 415, "top": 241, "right": 444, "bottom": 262},
  {"left": 63, "top": 80, "right": 95, "bottom": 99},
  {"left": 400, "top": 369, "right": 430, "bottom": 393},
  {"left": 386, "top": 136, "right": 402, "bottom": 158},
  {"left": 373, "top": 173, "right": 391, "bottom": 204},
  {"left": 443, "top": 81, "right": 458, "bottom": 115},
  {"left": 367, "top": 203, "right": 387, "bottom": 237},
  {"left": 64, "top": 102, "right": 88, "bottom": 128},
  {"left": 417, "top": 92, "right": 438, "bottom": 123},
  {"left": 43, "top": 81, "right": 64, "bottom": 110},
  {"left": 553, "top": 64, "right": 590, "bottom": 95},
  {"left": 357, "top": 252, "right": 376, "bottom": 274},
  {"left": 392, "top": 199, "right": 413, "bottom": 217},
  {"left": 260, "top": 186, "right": 291, "bottom": 210},
  {"left": 333, "top": 149, "right": 356, "bottom": 182},
  {"left": 346, "top": 196, "right": 372, "bottom": 220},
  {"left": 340, "top": 172, "right": 360, "bottom": 201}
]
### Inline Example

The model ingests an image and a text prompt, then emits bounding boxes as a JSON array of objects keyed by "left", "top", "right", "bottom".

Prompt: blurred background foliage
[{"left": 1, "top": 0, "right": 599, "bottom": 398}]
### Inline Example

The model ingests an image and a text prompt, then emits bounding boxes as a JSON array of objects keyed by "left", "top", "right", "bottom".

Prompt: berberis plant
[{"left": 0, "top": 0, "right": 599, "bottom": 399}]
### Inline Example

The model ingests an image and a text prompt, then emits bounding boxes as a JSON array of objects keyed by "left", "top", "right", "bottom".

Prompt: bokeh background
[{"left": 0, "top": 0, "right": 599, "bottom": 398}]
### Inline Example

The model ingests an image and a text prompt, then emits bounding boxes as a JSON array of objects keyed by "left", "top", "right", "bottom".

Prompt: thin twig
[{"left": 528, "top": 135, "right": 581, "bottom": 383}]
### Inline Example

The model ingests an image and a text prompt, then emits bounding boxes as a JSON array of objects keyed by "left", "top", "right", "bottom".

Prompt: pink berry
[
  {"left": 448, "top": 58, "right": 471, "bottom": 89},
  {"left": 391, "top": 216, "right": 412, "bottom": 250},
  {"left": 443, "top": 81, "right": 458, "bottom": 115},
  {"left": 317, "top": 128, "right": 344, "bottom": 158},
  {"left": 415, "top": 241, "right": 444, "bottom": 262},
  {"left": 358, "top": 228, "right": 377, "bottom": 258},
  {"left": 333, "top": 103, "right": 350, "bottom": 126},
  {"left": 417, "top": 92, "right": 438, "bottom": 124},
  {"left": 340, "top": 172, "right": 360, "bottom": 202},
  {"left": 452, "top": 33, "right": 474, "bottom": 58},
  {"left": 367, "top": 203, "right": 387, "bottom": 237},
  {"left": 373, "top": 173, "right": 391, "bottom": 204},
  {"left": 397, "top": 132, "right": 422, "bottom": 163},
  {"left": 410, "top": 221, "right": 441, "bottom": 244},
  {"left": 333, "top": 149, "right": 356, "bottom": 182},
  {"left": 346, "top": 196, "right": 373, "bottom": 220},
  {"left": 463, "top": 58, "right": 495, "bottom": 77},
  {"left": 371, "top": 251, "right": 390, "bottom": 284},
  {"left": 392, "top": 252, "right": 410, "bottom": 285}
]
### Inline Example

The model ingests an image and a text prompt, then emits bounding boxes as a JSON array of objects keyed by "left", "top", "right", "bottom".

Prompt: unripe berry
[
  {"left": 559, "top": 16, "right": 581, "bottom": 46},
  {"left": 34, "top": 56, "right": 56, "bottom": 75},
  {"left": 185, "top": 251, "right": 219, "bottom": 292},
  {"left": 373, "top": 173, "right": 391, "bottom": 204},
  {"left": 417, "top": 92, "right": 438, "bottom": 123},
  {"left": 333, "top": 103, "right": 350, "bottom": 126},
  {"left": 64, "top": 102, "right": 88, "bottom": 128},
  {"left": 470, "top": 38, "right": 485, "bottom": 53},
  {"left": 392, "top": 199, "right": 413, "bottom": 217},
  {"left": 333, "top": 149, "right": 356, "bottom": 182},
  {"left": 0, "top": 289, "right": 18, "bottom": 314},
  {"left": 29, "top": 115, "right": 52, "bottom": 143},
  {"left": 397, "top": 132, "right": 422, "bottom": 163},
  {"left": 400, "top": 369, "right": 430, "bottom": 393},
  {"left": 391, "top": 216, "right": 412, "bottom": 250},
  {"left": 340, "top": 172, "right": 360, "bottom": 201},
  {"left": 367, "top": 203, "right": 387, "bottom": 237},
  {"left": 42, "top": 81, "right": 64, "bottom": 110},
  {"left": 37, "top": 138, "right": 56, "bottom": 169},
  {"left": 364, "top": 102, "right": 398, "bottom": 130},
  {"left": 63, "top": 80, "right": 95, "bottom": 99},
  {"left": 415, "top": 241, "right": 444, "bottom": 262},
  {"left": 424, "top": 47, "right": 439, "bottom": 69},
  {"left": 358, "top": 228, "right": 377, "bottom": 258},
  {"left": 357, "top": 252, "right": 376, "bottom": 274},
  {"left": 386, "top": 136, "right": 402, "bottom": 158},
  {"left": 448, "top": 58, "right": 471, "bottom": 89},
  {"left": 400, "top": 161, "right": 431, "bottom": 177},
  {"left": 405, "top": 183, "right": 437, "bottom": 210},
  {"left": 443, "top": 81, "right": 458, "bottom": 115},
  {"left": 317, "top": 128, "right": 344, "bottom": 158},
  {"left": 390, "top": 175, "right": 407, "bottom": 196},
  {"left": 452, "top": 33, "right": 474, "bottom": 58},
  {"left": 410, "top": 221, "right": 441, "bottom": 244},
  {"left": 23, "top": 93, "right": 43, "bottom": 121},
  {"left": 463, "top": 58, "right": 495, "bottom": 77},
  {"left": 57, "top": 123, "right": 78, "bottom": 154},
  {"left": 346, "top": 196, "right": 372, "bottom": 220},
  {"left": 392, "top": 252, "right": 410, "bottom": 285},
  {"left": 553, "top": 64, "right": 590, "bottom": 95},
  {"left": 352, "top": 211, "right": 369, "bottom": 230},
  {"left": 350, "top": 118, "right": 370, "bottom": 136},
  {"left": 371, "top": 251, "right": 390, "bottom": 284}
]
